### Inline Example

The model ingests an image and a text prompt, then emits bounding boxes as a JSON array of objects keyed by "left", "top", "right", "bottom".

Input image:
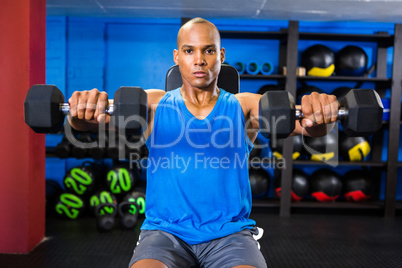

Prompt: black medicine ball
[
  {"left": 122, "top": 190, "right": 146, "bottom": 216},
  {"left": 339, "top": 133, "right": 371, "bottom": 161},
  {"left": 270, "top": 135, "right": 303, "bottom": 160},
  {"left": 63, "top": 163, "right": 98, "bottom": 197},
  {"left": 310, "top": 169, "right": 342, "bottom": 202},
  {"left": 46, "top": 180, "right": 64, "bottom": 215},
  {"left": 335, "top": 45, "right": 368, "bottom": 76},
  {"left": 274, "top": 169, "right": 309, "bottom": 202},
  {"left": 293, "top": 135, "right": 304, "bottom": 160},
  {"left": 106, "top": 165, "right": 136, "bottom": 196},
  {"left": 296, "top": 86, "right": 324, "bottom": 105},
  {"left": 331, "top": 86, "right": 351, "bottom": 101},
  {"left": 304, "top": 131, "right": 338, "bottom": 162},
  {"left": 55, "top": 193, "right": 86, "bottom": 219},
  {"left": 89, "top": 190, "right": 118, "bottom": 217},
  {"left": 343, "top": 170, "right": 373, "bottom": 202},
  {"left": 249, "top": 168, "right": 271, "bottom": 199},
  {"left": 292, "top": 169, "right": 309, "bottom": 200},
  {"left": 301, "top": 44, "right": 335, "bottom": 77},
  {"left": 258, "top": 84, "right": 284, "bottom": 95}
]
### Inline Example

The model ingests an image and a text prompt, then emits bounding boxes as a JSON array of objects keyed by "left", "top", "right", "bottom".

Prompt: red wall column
[{"left": 0, "top": 0, "right": 46, "bottom": 253}]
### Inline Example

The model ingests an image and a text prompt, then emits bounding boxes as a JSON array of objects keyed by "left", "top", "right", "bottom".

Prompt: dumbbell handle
[
  {"left": 295, "top": 107, "right": 347, "bottom": 120},
  {"left": 60, "top": 102, "right": 115, "bottom": 115}
]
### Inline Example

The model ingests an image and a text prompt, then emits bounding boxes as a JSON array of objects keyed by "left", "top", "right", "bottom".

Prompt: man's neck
[{"left": 180, "top": 83, "right": 220, "bottom": 107}]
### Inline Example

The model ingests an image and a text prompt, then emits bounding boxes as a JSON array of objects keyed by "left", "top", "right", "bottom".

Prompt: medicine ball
[
  {"left": 339, "top": 132, "right": 371, "bottom": 161},
  {"left": 293, "top": 135, "right": 303, "bottom": 160},
  {"left": 249, "top": 167, "right": 271, "bottom": 199},
  {"left": 335, "top": 45, "right": 368, "bottom": 76},
  {"left": 296, "top": 86, "right": 324, "bottom": 105},
  {"left": 63, "top": 162, "right": 98, "bottom": 197},
  {"left": 301, "top": 44, "right": 335, "bottom": 77},
  {"left": 310, "top": 169, "right": 342, "bottom": 202},
  {"left": 258, "top": 84, "right": 284, "bottom": 95},
  {"left": 270, "top": 138, "right": 283, "bottom": 159},
  {"left": 304, "top": 131, "right": 337, "bottom": 162},
  {"left": 55, "top": 192, "right": 86, "bottom": 219},
  {"left": 46, "top": 179, "right": 64, "bottom": 215},
  {"left": 274, "top": 169, "right": 309, "bottom": 202},
  {"left": 89, "top": 190, "right": 118, "bottom": 217},
  {"left": 106, "top": 165, "right": 136, "bottom": 197},
  {"left": 331, "top": 86, "right": 351, "bottom": 101},
  {"left": 122, "top": 191, "right": 146, "bottom": 217},
  {"left": 343, "top": 170, "right": 373, "bottom": 202},
  {"left": 270, "top": 135, "right": 303, "bottom": 160}
]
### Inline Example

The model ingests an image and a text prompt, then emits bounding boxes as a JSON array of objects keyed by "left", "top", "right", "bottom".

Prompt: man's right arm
[{"left": 143, "top": 89, "right": 166, "bottom": 140}]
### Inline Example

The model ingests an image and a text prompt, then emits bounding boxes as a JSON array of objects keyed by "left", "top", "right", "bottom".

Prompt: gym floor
[{"left": 1, "top": 208, "right": 401, "bottom": 268}]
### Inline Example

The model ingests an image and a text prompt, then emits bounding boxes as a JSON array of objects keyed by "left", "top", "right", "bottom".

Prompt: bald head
[{"left": 177, "top": 17, "right": 221, "bottom": 48}]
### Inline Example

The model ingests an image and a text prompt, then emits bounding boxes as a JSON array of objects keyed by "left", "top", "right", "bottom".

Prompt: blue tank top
[{"left": 142, "top": 88, "right": 256, "bottom": 245}]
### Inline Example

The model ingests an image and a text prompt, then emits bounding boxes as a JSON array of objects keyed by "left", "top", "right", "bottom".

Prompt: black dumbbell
[
  {"left": 259, "top": 89, "right": 383, "bottom": 139},
  {"left": 118, "top": 201, "right": 139, "bottom": 229},
  {"left": 105, "top": 133, "right": 142, "bottom": 160},
  {"left": 67, "top": 129, "right": 107, "bottom": 159},
  {"left": 24, "top": 85, "right": 148, "bottom": 135},
  {"left": 55, "top": 135, "right": 72, "bottom": 158},
  {"left": 70, "top": 132, "right": 92, "bottom": 158},
  {"left": 95, "top": 203, "right": 117, "bottom": 232},
  {"left": 87, "top": 132, "right": 107, "bottom": 159}
]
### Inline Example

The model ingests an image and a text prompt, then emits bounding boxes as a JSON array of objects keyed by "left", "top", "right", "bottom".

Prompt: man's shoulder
[
  {"left": 146, "top": 89, "right": 166, "bottom": 97},
  {"left": 234, "top": 92, "right": 262, "bottom": 116},
  {"left": 145, "top": 89, "right": 167, "bottom": 110},
  {"left": 234, "top": 92, "right": 260, "bottom": 105}
]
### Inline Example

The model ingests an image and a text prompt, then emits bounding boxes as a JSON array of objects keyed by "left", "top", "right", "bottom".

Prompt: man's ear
[
  {"left": 220, "top": 47, "right": 226, "bottom": 63},
  {"left": 173, "top": 49, "right": 179, "bottom": 65}
]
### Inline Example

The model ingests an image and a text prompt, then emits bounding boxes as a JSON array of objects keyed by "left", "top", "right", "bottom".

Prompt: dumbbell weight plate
[
  {"left": 25, "top": 85, "right": 149, "bottom": 136},
  {"left": 259, "top": 91, "right": 296, "bottom": 139},
  {"left": 259, "top": 89, "right": 383, "bottom": 139},
  {"left": 340, "top": 89, "right": 383, "bottom": 136},
  {"left": 113, "top": 87, "right": 148, "bottom": 136},
  {"left": 24, "top": 85, "right": 65, "bottom": 133}
]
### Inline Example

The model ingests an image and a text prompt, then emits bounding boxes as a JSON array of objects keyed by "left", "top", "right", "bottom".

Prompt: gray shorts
[{"left": 128, "top": 227, "right": 267, "bottom": 268}]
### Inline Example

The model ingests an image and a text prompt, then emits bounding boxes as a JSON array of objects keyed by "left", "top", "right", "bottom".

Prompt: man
[{"left": 69, "top": 17, "right": 338, "bottom": 268}]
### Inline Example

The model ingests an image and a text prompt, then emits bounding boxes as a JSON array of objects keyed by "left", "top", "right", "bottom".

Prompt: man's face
[{"left": 174, "top": 23, "right": 225, "bottom": 90}]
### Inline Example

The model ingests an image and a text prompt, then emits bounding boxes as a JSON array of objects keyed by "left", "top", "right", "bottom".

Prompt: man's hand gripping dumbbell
[
  {"left": 24, "top": 85, "right": 148, "bottom": 135},
  {"left": 259, "top": 88, "right": 383, "bottom": 139}
]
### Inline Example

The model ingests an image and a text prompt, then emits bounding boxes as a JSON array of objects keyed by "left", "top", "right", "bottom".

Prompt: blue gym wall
[{"left": 45, "top": 16, "right": 401, "bottom": 200}]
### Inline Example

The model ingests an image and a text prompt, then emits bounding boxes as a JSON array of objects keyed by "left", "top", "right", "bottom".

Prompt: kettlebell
[
  {"left": 118, "top": 201, "right": 139, "bottom": 229},
  {"left": 95, "top": 203, "right": 117, "bottom": 232}
]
